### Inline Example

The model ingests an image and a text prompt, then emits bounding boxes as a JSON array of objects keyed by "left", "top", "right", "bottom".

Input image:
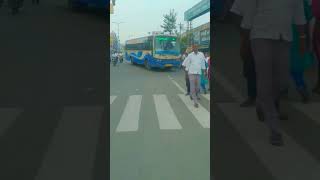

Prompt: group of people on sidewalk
[
  {"left": 230, "top": 0, "right": 320, "bottom": 146},
  {"left": 0, "top": 0, "right": 39, "bottom": 15},
  {"left": 181, "top": 45, "right": 211, "bottom": 108}
]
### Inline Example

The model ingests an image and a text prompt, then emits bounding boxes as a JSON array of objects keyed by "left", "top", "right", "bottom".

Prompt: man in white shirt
[
  {"left": 184, "top": 45, "right": 207, "bottom": 108},
  {"left": 231, "top": 0, "right": 307, "bottom": 146}
]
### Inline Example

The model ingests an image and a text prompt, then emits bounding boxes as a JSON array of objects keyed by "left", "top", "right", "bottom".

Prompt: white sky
[{"left": 110, "top": 0, "right": 210, "bottom": 44}]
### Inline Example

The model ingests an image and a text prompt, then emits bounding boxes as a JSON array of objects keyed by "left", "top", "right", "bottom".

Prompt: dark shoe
[
  {"left": 240, "top": 98, "right": 256, "bottom": 107},
  {"left": 298, "top": 89, "right": 309, "bottom": 103},
  {"left": 194, "top": 103, "right": 199, "bottom": 108},
  {"left": 270, "top": 132, "right": 284, "bottom": 146}
]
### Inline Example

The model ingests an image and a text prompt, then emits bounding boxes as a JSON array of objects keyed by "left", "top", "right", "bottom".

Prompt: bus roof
[
  {"left": 125, "top": 36, "right": 151, "bottom": 45},
  {"left": 125, "top": 34, "right": 178, "bottom": 45}
]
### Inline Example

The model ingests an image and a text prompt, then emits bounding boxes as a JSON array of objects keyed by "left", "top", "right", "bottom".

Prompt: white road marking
[
  {"left": 178, "top": 94, "right": 210, "bottom": 128},
  {"left": 202, "top": 94, "right": 210, "bottom": 101},
  {"left": 116, "top": 95, "right": 142, "bottom": 132},
  {"left": 169, "top": 75, "right": 210, "bottom": 101},
  {"left": 217, "top": 103, "right": 320, "bottom": 180},
  {"left": 0, "top": 108, "right": 22, "bottom": 136},
  {"left": 153, "top": 94, "right": 182, "bottom": 130},
  {"left": 214, "top": 71, "right": 245, "bottom": 102},
  {"left": 292, "top": 102, "right": 320, "bottom": 125},
  {"left": 110, "top": 96, "right": 117, "bottom": 105},
  {"left": 35, "top": 106, "right": 103, "bottom": 180},
  {"left": 168, "top": 75, "right": 186, "bottom": 94}
]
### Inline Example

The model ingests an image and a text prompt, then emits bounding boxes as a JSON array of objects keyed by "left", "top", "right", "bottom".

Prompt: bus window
[{"left": 154, "top": 37, "right": 180, "bottom": 55}]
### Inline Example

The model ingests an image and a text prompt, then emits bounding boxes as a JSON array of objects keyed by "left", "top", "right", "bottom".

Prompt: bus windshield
[{"left": 154, "top": 36, "right": 180, "bottom": 56}]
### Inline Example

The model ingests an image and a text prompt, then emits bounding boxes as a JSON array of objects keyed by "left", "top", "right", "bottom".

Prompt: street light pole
[{"left": 112, "top": 22, "right": 124, "bottom": 53}]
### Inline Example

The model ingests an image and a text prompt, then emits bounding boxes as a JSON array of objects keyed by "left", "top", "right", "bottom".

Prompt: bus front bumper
[{"left": 150, "top": 59, "right": 181, "bottom": 68}]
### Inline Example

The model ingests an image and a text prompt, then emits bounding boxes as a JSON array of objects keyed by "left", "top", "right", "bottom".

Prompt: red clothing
[
  {"left": 312, "top": 0, "right": 320, "bottom": 19},
  {"left": 207, "top": 57, "right": 211, "bottom": 80}
]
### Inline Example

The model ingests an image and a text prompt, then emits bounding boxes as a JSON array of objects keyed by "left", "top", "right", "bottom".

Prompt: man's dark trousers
[
  {"left": 185, "top": 72, "right": 190, "bottom": 94},
  {"left": 243, "top": 58, "right": 257, "bottom": 99}
]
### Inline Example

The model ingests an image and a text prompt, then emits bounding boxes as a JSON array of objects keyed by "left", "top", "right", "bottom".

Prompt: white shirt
[
  {"left": 230, "top": 0, "right": 306, "bottom": 42},
  {"left": 184, "top": 52, "right": 206, "bottom": 75}
]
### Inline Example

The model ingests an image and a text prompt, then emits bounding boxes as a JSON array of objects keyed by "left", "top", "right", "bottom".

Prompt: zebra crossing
[
  {"left": 216, "top": 102, "right": 320, "bottom": 180},
  {"left": 0, "top": 106, "right": 105, "bottom": 180},
  {"left": 153, "top": 94, "right": 182, "bottom": 130},
  {"left": 34, "top": 106, "right": 103, "bottom": 180},
  {"left": 214, "top": 70, "right": 320, "bottom": 179},
  {"left": 116, "top": 95, "right": 142, "bottom": 132},
  {"left": 110, "top": 93, "right": 210, "bottom": 133}
]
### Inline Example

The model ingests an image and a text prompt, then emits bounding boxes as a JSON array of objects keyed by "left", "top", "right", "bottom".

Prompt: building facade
[{"left": 182, "top": 22, "right": 210, "bottom": 53}]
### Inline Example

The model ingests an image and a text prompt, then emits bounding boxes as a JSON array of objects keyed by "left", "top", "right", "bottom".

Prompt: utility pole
[
  {"left": 112, "top": 21, "right": 124, "bottom": 52},
  {"left": 178, "top": 23, "right": 183, "bottom": 38},
  {"left": 178, "top": 22, "right": 183, "bottom": 52},
  {"left": 187, "top": 21, "right": 193, "bottom": 47}
]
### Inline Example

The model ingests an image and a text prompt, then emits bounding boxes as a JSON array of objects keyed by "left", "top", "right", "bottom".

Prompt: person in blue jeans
[
  {"left": 290, "top": 0, "right": 315, "bottom": 103},
  {"left": 200, "top": 57, "right": 208, "bottom": 94}
]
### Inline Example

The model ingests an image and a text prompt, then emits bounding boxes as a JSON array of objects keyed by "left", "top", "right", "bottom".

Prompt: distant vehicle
[
  {"left": 118, "top": 53, "right": 123, "bottom": 63},
  {"left": 125, "top": 35, "right": 181, "bottom": 70},
  {"left": 68, "top": 0, "right": 108, "bottom": 11}
]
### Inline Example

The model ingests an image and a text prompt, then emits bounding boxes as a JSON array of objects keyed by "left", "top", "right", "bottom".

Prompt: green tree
[{"left": 161, "top": 9, "right": 177, "bottom": 35}]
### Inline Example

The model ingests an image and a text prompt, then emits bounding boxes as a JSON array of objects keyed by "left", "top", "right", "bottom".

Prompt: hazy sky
[{"left": 110, "top": 0, "right": 210, "bottom": 44}]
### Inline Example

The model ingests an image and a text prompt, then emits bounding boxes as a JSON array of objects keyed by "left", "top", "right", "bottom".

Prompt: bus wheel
[
  {"left": 130, "top": 57, "right": 134, "bottom": 65},
  {"left": 144, "top": 60, "right": 151, "bottom": 70}
]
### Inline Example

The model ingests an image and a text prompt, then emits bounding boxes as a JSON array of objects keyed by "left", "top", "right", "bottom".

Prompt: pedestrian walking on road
[
  {"left": 230, "top": 1, "right": 257, "bottom": 107},
  {"left": 200, "top": 53, "right": 209, "bottom": 94},
  {"left": 312, "top": 0, "right": 320, "bottom": 94},
  {"left": 290, "top": 0, "right": 315, "bottom": 103},
  {"left": 182, "top": 52, "right": 191, "bottom": 96},
  {"left": 205, "top": 52, "right": 210, "bottom": 91},
  {"left": 207, "top": 56, "right": 211, "bottom": 92},
  {"left": 184, "top": 45, "right": 207, "bottom": 108},
  {"left": 233, "top": 0, "right": 307, "bottom": 146}
]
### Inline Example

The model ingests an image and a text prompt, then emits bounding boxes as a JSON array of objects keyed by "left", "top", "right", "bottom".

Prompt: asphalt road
[
  {"left": 212, "top": 21, "right": 320, "bottom": 180},
  {"left": 0, "top": 1, "right": 107, "bottom": 180},
  {"left": 110, "top": 61, "right": 210, "bottom": 180}
]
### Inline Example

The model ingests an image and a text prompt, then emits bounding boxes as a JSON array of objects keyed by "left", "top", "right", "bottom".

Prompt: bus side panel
[
  {"left": 131, "top": 51, "right": 144, "bottom": 65},
  {"left": 147, "top": 55, "right": 158, "bottom": 68}
]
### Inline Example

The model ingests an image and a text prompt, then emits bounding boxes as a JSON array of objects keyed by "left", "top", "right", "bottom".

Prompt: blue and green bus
[{"left": 125, "top": 35, "right": 181, "bottom": 70}]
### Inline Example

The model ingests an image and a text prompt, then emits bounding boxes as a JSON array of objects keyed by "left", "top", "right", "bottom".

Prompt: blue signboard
[{"left": 184, "top": 0, "right": 210, "bottom": 21}]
